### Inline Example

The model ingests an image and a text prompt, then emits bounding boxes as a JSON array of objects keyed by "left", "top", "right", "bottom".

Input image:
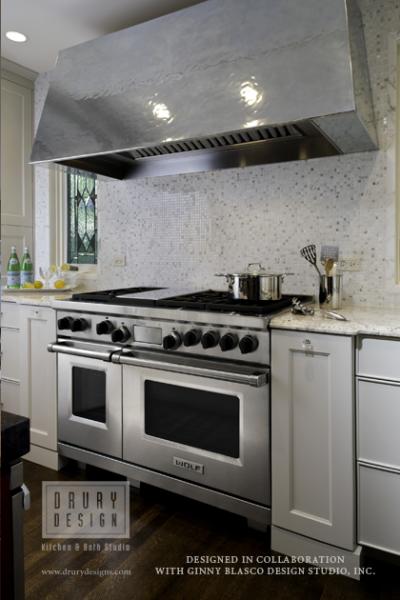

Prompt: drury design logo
[
  {"left": 173, "top": 456, "right": 205, "bottom": 474},
  {"left": 42, "top": 482, "right": 130, "bottom": 539}
]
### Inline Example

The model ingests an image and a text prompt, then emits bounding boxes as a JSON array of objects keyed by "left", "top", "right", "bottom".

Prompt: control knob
[
  {"left": 70, "top": 318, "right": 88, "bottom": 332},
  {"left": 57, "top": 316, "right": 74, "bottom": 330},
  {"left": 239, "top": 335, "right": 259, "bottom": 354},
  {"left": 183, "top": 329, "right": 202, "bottom": 347},
  {"left": 96, "top": 320, "right": 115, "bottom": 335},
  {"left": 201, "top": 330, "right": 220, "bottom": 349},
  {"left": 111, "top": 326, "right": 131, "bottom": 343},
  {"left": 219, "top": 333, "right": 239, "bottom": 352},
  {"left": 163, "top": 332, "right": 182, "bottom": 351}
]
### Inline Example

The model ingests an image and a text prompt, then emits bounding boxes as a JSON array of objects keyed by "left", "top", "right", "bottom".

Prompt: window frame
[
  {"left": 397, "top": 41, "right": 400, "bottom": 283},
  {"left": 49, "top": 168, "right": 98, "bottom": 277}
]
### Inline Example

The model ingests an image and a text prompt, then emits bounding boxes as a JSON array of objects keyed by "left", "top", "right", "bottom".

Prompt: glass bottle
[
  {"left": 7, "top": 246, "right": 20, "bottom": 288},
  {"left": 21, "top": 246, "right": 34, "bottom": 285}
]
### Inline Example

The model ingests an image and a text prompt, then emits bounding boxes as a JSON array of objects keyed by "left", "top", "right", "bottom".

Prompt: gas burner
[
  {"left": 71, "top": 286, "right": 164, "bottom": 305},
  {"left": 71, "top": 287, "right": 312, "bottom": 316},
  {"left": 158, "top": 290, "right": 312, "bottom": 315}
]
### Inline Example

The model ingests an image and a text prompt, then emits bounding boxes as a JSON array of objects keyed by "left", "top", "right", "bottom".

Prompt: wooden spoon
[{"left": 325, "top": 258, "right": 335, "bottom": 276}]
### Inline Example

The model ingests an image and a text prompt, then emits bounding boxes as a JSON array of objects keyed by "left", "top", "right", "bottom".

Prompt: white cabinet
[
  {"left": 271, "top": 330, "right": 355, "bottom": 551},
  {"left": 357, "top": 336, "right": 400, "bottom": 555},
  {"left": 357, "top": 379, "right": 400, "bottom": 469},
  {"left": 1, "top": 301, "right": 21, "bottom": 413},
  {"left": 0, "top": 77, "right": 33, "bottom": 228},
  {"left": 358, "top": 337, "right": 400, "bottom": 382},
  {"left": 1, "top": 74, "right": 34, "bottom": 285},
  {"left": 358, "top": 464, "right": 400, "bottom": 556},
  {"left": 19, "top": 305, "right": 57, "bottom": 452},
  {"left": 1, "top": 300, "right": 59, "bottom": 468}
]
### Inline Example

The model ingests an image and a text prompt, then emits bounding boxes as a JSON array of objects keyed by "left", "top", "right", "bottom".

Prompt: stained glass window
[{"left": 67, "top": 171, "right": 97, "bottom": 264}]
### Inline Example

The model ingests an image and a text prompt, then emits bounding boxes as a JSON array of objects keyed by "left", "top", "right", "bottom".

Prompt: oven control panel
[{"left": 56, "top": 311, "right": 270, "bottom": 363}]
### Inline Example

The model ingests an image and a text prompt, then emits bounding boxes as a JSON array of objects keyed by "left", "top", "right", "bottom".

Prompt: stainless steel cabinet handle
[
  {"left": 113, "top": 353, "right": 268, "bottom": 387},
  {"left": 22, "top": 483, "right": 31, "bottom": 510}
]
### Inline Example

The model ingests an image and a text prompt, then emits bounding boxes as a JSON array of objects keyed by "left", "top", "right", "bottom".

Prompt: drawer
[
  {"left": 0, "top": 379, "right": 20, "bottom": 414},
  {"left": 358, "top": 337, "right": 400, "bottom": 381},
  {"left": 1, "top": 328, "right": 20, "bottom": 381},
  {"left": 358, "top": 464, "right": 400, "bottom": 555},
  {"left": 357, "top": 380, "right": 400, "bottom": 470},
  {"left": 1, "top": 301, "right": 19, "bottom": 329}
]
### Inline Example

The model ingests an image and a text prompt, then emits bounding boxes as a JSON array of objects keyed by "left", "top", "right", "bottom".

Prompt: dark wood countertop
[{"left": 1, "top": 411, "right": 30, "bottom": 464}]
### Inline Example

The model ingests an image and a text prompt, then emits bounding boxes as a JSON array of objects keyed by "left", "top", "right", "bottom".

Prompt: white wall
[{"left": 34, "top": 0, "right": 400, "bottom": 306}]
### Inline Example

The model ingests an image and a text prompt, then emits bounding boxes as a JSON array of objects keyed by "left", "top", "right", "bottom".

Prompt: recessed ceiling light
[{"left": 5, "top": 31, "right": 28, "bottom": 43}]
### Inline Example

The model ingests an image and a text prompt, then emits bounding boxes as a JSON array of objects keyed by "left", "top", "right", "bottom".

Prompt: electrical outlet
[
  {"left": 113, "top": 256, "right": 126, "bottom": 267},
  {"left": 338, "top": 257, "right": 361, "bottom": 272}
]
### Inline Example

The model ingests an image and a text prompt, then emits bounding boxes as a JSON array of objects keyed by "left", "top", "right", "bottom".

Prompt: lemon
[
  {"left": 22, "top": 282, "right": 34, "bottom": 289},
  {"left": 54, "top": 279, "right": 66, "bottom": 289},
  {"left": 34, "top": 280, "right": 43, "bottom": 289},
  {"left": 61, "top": 263, "right": 70, "bottom": 272}
]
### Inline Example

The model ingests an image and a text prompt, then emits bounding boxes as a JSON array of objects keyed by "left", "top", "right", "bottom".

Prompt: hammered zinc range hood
[{"left": 30, "top": 0, "right": 377, "bottom": 180}]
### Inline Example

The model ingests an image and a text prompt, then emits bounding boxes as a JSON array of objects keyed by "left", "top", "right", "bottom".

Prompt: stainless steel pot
[{"left": 215, "top": 264, "right": 293, "bottom": 301}]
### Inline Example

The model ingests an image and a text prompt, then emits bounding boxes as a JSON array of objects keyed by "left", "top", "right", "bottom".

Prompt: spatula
[{"left": 300, "top": 244, "right": 322, "bottom": 277}]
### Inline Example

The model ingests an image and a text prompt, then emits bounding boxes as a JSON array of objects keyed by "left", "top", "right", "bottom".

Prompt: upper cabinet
[
  {"left": 1, "top": 77, "right": 33, "bottom": 228},
  {"left": 1, "top": 72, "right": 35, "bottom": 282}
]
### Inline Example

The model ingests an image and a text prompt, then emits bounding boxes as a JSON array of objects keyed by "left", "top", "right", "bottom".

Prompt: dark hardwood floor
[{"left": 23, "top": 460, "right": 399, "bottom": 600}]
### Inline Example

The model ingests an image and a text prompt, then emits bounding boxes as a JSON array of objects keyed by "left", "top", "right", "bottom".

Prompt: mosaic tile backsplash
[{"left": 35, "top": 0, "right": 400, "bottom": 306}]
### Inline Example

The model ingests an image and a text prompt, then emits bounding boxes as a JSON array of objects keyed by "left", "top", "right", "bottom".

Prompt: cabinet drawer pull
[{"left": 302, "top": 339, "right": 314, "bottom": 352}]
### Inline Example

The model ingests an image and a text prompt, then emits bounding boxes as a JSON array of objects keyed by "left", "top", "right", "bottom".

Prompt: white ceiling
[{"left": 1, "top": 0, "right": 204, "bottom": 74}]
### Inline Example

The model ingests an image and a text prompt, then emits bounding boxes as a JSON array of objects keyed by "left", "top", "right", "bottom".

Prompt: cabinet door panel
[
  {"left": 0, "top": 78, "right": 33, "bottom": 227},
  {"left": 358, "top": 465, "right": 400, "bottom": 555},
  {"left": 1, "top": 379, "right": 20, "bottom": 414},
  {"left": 271, "top": 330, "right": 355, "bottom": 550},
  {"left": 19, "top": 306, "right": 57, "bottom": 450},
  {"left": 1, "top": 328, "right": 20, "bottom": 381},
  {"left": 1, "top": 301, "right": 20, "bottom": 328},
  {"left": 358, "top": 379, "right": 400, "bottom": 470}
]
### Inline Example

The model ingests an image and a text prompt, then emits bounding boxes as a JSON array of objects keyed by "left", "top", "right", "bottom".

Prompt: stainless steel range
[{"left": 49, "top": 287, "right": 309, "bottom": 528}]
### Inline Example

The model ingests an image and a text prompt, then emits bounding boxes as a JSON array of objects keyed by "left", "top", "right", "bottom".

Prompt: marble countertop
[
  {"left": 1, "top": 289, "right": 76, "bottom": 306},
  {"left": 3, "top": 291, "right": 400, "bottom": 338},
  {"left": 270, "top": 305, "right": 400, "bottom": 338}
]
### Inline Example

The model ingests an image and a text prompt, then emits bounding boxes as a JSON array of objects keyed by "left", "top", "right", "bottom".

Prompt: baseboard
[
  {"left": 24, "top": 445, "right": 63, "bottom": 470},
  {"left": 271, "top": 526, "right": 363, "bottom": 581}
]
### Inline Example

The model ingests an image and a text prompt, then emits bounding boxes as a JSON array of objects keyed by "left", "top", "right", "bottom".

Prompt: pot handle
[
  {"left": 214, "top": 273, "right": 233, "bottom": 284},
  {"left": 247, "top": 262, "right": 263, "bottom": 273},
  {"left": 281, "top": 272, "right": 295, "bottom": 281}
]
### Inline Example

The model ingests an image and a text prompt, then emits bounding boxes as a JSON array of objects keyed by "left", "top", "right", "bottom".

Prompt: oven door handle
[
  {"left": 113, "top": 353, "right": 268, "bottom": 387},
  {"left": 47, "top": 341, "right": 114, "bottom": 362}
]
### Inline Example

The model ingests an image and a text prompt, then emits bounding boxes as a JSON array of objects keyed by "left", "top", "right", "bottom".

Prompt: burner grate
[
  {"left": 158, "top": 291, "right": 313, "bottom": 315},
  {"left": 70, "top": 287, "right": 312, "bottom": 315},
  {"left": 71, "top": 287, "right": 163, "bottom": 305}
]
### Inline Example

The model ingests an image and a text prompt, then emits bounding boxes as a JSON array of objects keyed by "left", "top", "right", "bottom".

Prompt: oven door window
[
  {"left": 144, "top": 381, "right": 240, "bottom": 458},
  {"left": 72, "top": 366, "right": 106, "bottom": 423}
]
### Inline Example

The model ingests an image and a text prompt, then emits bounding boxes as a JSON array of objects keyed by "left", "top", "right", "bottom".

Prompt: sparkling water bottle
[
  {"left": 21, "top": 246, "right": 34, "bottom": 285},
  {"left": 7, "top": 246, "right": 20, "bottom": 288}
]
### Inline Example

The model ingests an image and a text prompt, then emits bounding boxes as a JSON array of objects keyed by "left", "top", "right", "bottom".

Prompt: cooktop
[{"left": 71, "top": 287, "right": 312, "bottom": 316}]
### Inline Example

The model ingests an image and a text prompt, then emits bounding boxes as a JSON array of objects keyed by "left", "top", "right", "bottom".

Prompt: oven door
[
  {"left": 118, "top": 350, "right": 269, "bottom": 505},
  {"left": 50, "top": 340, "right": 122, "bottom": 458}
]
